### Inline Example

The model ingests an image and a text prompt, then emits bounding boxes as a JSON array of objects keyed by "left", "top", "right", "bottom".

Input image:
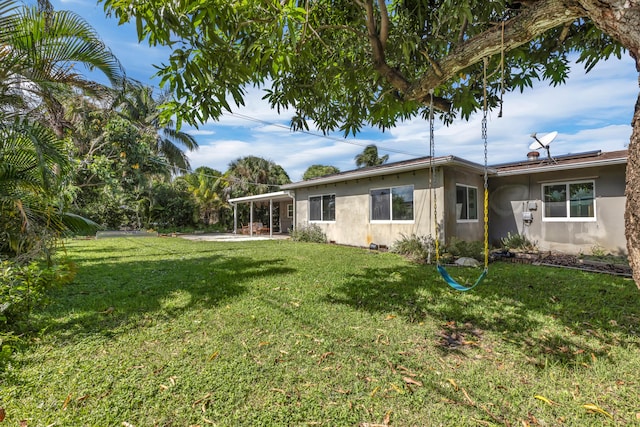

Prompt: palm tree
[
  {"left": 0, "top": 0, "right": 124, "bottom": 258},
  {"left": 354, "top": 144, "right": 389, "bottom": 168},
  {"left": 0, "top": 118, "right": 75, "bottom": 258},
  {"left": 116, "top": 85, "right": 198, "bottom": 173},
  {"left": 224, "top": 156, "right": 291, "bottom": 198},
  {"left": 183, "top": 167, "right": 225, "bottom": 225},
  {"left": 222, "top": 156, "right": 290, "bottom": 227},
  {"left": 1, "top": 1, "right": 125, "bottom": 135}
]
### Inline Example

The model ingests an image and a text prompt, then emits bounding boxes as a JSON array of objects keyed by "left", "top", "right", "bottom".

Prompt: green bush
[
  {"left": 445, "top": 237, "right": 485, "bottom": 261},
  {"left": 0, "top": 259, "right": 76, "bottom": 326},
  {"left": 0, "top": 331, "right": 20, "bottom": 371},
  {"left": 290, "top": 224, "right": 327, "bottom": 243},
  {"left": 500, "top": 232, "right": 537, "bottom": 252},
  {"left": 391, "top": 234, "right": 434, "bottom": 264}
]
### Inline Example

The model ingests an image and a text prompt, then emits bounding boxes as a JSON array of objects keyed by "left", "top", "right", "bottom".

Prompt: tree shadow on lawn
[
  {"left": 324, "top": 261, "right": 640, "bottom": 367},
  {"left": 35, "top": 253, "right": 295, "bottom": 342}
]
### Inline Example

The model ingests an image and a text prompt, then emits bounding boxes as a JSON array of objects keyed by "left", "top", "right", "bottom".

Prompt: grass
[{"left": 1, "top": 237, "right": 639, "bottom": 426}]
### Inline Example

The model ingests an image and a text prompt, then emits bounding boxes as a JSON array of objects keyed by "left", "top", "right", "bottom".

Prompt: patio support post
[
  {"left": 233, "top": 203, "right": 237, "bottom": 234},
  {"left": 249, "top": 201, "right": 254, "bottom": 236},
  {"left": 269, "top": 199, "right": 273, "bottom": 237}
]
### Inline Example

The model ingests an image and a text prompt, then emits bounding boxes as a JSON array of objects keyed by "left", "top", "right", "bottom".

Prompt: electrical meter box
[{"left": 522, "top": 211, "right": 533, "bottom": 221}]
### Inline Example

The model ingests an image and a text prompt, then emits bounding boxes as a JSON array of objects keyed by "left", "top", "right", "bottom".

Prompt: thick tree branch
[
  {"left": 362, "top": 0, "right": 450, "bottom": 111},
  {"left": 409, "top": 0, "right": 586, "bottom": 106},
  {"left": 377, "top": 0, "right": 389, "bottom": 49}
]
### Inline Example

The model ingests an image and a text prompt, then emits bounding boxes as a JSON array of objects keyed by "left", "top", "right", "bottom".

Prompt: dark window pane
[
  {"left": 322, "top": 194, "right": 335, "bottom": 221},
  {"left": 456, "top": 186, "right": 467, "bottom": 219},
  {"left": 391, "top": 186, "right": 414, "bottom": 220},
  {"left": 371, "top": 189, "right": 390, "bottom": 220},
  {"left": 544, "top": 184, "right": 567, "bottom": 218},
  {"left": 569, "top": 182, "right": 594, "bottom": 218},
  {"left": 467, "top": 187, "right": 478, "bottom": 220},
  {"left": 309, "top": 196, "right": 321, "bottom": 221}
]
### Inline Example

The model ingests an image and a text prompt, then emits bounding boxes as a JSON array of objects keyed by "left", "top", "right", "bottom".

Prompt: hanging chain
[
  {"left": 482, "top": 58, "right": 490, "bottom": 271},
  {"left": 429, "top": 90, "right": 439, "bottom": 264}
]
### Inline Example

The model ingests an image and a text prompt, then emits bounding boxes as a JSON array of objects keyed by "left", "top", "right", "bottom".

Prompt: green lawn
[{"left": 2, "top": 237, "right": 639, "bottom": 426}]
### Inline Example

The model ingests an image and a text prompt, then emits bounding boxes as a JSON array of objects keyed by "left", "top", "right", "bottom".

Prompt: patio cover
[{"left": 228, "top": 191, "right": 294, "bottom": 237}]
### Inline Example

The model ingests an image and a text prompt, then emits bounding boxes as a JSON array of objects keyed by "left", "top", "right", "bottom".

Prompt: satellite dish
[
  {"left": 528, "top": 131, "right": 558, "bottom": 150},
  {"left": 529, "top": 131, "right": 558, "bottom": 163}
]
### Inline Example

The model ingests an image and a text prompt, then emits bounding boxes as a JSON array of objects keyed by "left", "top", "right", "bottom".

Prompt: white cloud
[{"left": 187, "top": 129, "right": 216, "bottom": 137}]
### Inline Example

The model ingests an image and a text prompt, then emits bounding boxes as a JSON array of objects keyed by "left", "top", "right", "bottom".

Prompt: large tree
[
  {"left": 101, "top": 0, "right": 640, "bottom": 288},
  {"left": 355, "top": 144, "right": 389, "bottom": 168},
  {"left": 303, "top": 164, "right": 341, "bottom": 180},
  {"left": 115, "top": 85, "right": 199, "bottom": 173},
  {"left": 1, "top": 0, "right": 124, "bottom": 258}
]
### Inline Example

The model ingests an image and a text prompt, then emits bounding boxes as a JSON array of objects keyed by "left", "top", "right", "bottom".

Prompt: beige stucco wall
[
  {"left": 292, "top": 167, "right": 486, "bottom": 248},
  {"left": 443, "top": 167, "right": 486, "bottom": 243},
  {"left": 278, "top": 200, "right": 294, "bottom": 233},
  {"left": 489, "top": 163, "right": 627, "bottom": 255}
]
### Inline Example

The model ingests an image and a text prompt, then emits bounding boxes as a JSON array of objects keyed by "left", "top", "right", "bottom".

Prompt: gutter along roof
[{"left": 281, "top": 155, "right": 491, "bottom": 189}]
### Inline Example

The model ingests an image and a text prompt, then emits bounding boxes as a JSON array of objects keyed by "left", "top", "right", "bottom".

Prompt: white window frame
[
  {"left": 308, "top": 194, "right": 336, "bottom": 222},
  {"left": 455, "top": 184, "right": 479, "bottom": 223},
  {"left": 286, "top": 203, "right": 293, "bottom": 218},
  {"left": 542, "top": 180, "right": 597, "bottom": 222},
  {"left": 370, "top": 185, "right": 414, "bottom": 223}
]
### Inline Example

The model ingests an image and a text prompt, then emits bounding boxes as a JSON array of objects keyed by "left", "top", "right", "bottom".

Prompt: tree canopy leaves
[{"left": 100, "top": 0, "right": 625, "bottom": 134}]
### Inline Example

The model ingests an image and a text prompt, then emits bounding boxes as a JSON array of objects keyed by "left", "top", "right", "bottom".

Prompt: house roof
[
  {"left": 491, "top": 150, "right": 628, "bottom": 177},
  {"left": 233, "top": 150, "right": 627, "bottom": 199},
  {"left": 281, "top": 155, "right": 490, "bottom": 190}
]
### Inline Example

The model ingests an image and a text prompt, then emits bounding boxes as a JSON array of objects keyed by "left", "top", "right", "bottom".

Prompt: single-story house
[{"left": 230, "top": 149, "right": 628, "bottom": 255}]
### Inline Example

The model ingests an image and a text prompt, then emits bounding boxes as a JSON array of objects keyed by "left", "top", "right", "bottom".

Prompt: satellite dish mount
[{"left": 529, "top": 131, "right": 558, "bottom": 163}]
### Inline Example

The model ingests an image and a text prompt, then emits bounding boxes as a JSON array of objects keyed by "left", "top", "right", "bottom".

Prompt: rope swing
[{"left": 429, "top": 58, "right": 490, "bottom": 292}]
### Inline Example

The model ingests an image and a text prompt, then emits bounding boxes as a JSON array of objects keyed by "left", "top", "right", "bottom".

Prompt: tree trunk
[
  {"left": 627, "top": 93, "right": 640, "bottom": 289},
  {"left": 579, "top": 0, "right": 640, "bottom": 288}
]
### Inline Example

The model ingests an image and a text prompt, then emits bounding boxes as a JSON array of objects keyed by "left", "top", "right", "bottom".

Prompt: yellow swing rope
[{"left": 430, "top": 58, "right": 490, "bottom": 291}]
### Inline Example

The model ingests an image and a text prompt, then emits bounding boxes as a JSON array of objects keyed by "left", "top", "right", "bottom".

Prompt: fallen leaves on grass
[
  {"left": 317, "top": 351, "right": 333, "bottom": 365},
  {"left": 208, "top": 351, "right": 219, "bottom": 361},
  {"left": 0, "top": 407, "right": 5, "bottom": 422},
  {"left": 370, "top": 386, "right": 380, "bottom": 398},
  {"left": 360, "top": 411, "right": 392, "bottom": 427},
  {"left": 62, "top": 393, "right": 72, "bottom": 410},
  {"left": 192, "top": 392, "right": 213, "bottom": 413},
  {"left": 389, "top": 383, "right": 403, "bottom": 394},
  {"left": 583, "top": 403, "right": 613, "bottom": 419},
  {"left": 534, "top": 395, "right": 556, "bottom": 405},
  {"left": 402, "top": 377, "right": 423, "bottom": 387}
]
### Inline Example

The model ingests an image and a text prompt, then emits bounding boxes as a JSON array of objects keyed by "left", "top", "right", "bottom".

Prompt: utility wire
[{"left": 227, "top": 112, "right": 426, "bottom": 158}]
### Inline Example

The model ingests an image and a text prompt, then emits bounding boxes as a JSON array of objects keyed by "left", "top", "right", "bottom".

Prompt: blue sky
[{"left": 51, "top": 0, "right": 637, "bottom": 181}]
